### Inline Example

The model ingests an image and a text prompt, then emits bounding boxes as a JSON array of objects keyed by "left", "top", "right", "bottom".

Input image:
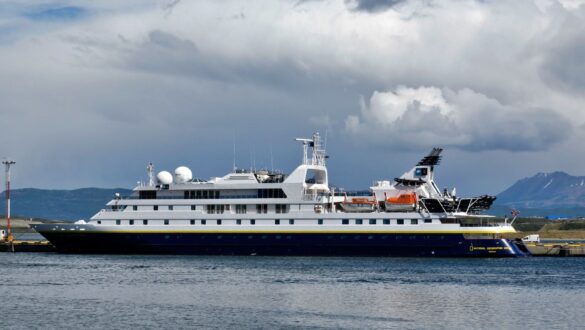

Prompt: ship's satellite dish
[
  {"left": 156, "top": 171, "right": 173, "bottom": 185},
  {"left": 174, "top": 166, "right": 193, "bottom": 184}
]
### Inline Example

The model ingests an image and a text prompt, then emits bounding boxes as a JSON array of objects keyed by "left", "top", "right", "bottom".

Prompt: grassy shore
[
  {"left": 501, "top": 218, "right": 585, "bottom": 239},
  {"left": 0, "top": 217, "right": 59, "bottom": 233}
]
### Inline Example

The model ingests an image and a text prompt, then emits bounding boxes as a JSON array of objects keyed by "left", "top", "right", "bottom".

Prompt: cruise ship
[{"left": 31, "top": 133, "right": 529, "bottom": 257}]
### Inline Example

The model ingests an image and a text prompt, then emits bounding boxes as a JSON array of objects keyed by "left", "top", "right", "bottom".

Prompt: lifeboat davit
[{"left": 385, "top": 192, "right": 417, "bottom": 211}]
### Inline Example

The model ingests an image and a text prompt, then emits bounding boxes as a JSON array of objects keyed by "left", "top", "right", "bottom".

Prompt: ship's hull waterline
[{"left": 33, "top": 227, "right": 528, "bottom": 257}]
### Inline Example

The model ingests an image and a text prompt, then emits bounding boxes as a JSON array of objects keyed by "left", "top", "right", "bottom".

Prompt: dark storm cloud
[
  {"left": 114, "top": 29, "right": 335, "bottom": 91},
  {"left": 345, "top": 0, "right": 407, "bottom": 12},
  {"left": 539, "top": 7, "right": 585, "bottom": 94}
]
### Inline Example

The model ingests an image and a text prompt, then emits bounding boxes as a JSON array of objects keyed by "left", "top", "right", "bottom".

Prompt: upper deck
[{"left": 91, "top": 133, "right": 504, "bottom": 229}]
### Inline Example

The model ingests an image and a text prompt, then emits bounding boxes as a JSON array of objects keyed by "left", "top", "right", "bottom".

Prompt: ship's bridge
[
  {"left": 285, "top": 164, "right": 329, "bottom": 192},
  {"left": 283, "top": 133, "right": 330, "bottom": 192}
]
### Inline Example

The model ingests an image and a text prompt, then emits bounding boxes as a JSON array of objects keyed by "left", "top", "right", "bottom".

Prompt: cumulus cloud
[
  {"left": 345, "top": 86, "right": 571, "bottom": 151},
  {"left": 2, "top": 0, "right": 585, "bottom": 193}
]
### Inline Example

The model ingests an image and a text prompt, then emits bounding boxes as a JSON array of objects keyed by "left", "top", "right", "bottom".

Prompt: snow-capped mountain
[{"left": 497, "top": 171, "right": 585, "bottom": 208}]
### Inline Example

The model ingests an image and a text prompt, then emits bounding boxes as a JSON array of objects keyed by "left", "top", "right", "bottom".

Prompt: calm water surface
[{"left": 1, "top": 254, "right": 584, "bottom": 329}]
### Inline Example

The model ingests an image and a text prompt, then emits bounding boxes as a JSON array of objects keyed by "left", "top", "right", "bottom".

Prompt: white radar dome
[
  {"left": 174, "top": 166, "right": 193, "bottom": 184},
  {"left": 156, "top": 171, "right": 173, "bottom": 185}
]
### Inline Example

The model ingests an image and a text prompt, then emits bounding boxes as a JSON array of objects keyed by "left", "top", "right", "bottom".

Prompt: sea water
[{"left": 1, "top": 254, "right": 584, "bottom": 329}]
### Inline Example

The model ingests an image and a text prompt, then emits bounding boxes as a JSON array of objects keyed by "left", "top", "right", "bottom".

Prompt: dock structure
[
  {"left": 524, "top": 242, "right": 585, "bottom": 257},
  {"left": 0, "top": 240, "right": 55, "bottom": 252}
]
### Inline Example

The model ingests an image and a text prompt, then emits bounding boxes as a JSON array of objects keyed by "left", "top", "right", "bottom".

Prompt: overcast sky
[{"left": 1, "top": 0, "right": 585, "bottom": 195}]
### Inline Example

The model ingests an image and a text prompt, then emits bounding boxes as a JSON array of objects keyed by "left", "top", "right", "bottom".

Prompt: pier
[
  {"left": 523, "top": 241, "right": 585, "bottom": 257},
  {"left": 0, "top": 240, "right": 55, "bottom": 252}
]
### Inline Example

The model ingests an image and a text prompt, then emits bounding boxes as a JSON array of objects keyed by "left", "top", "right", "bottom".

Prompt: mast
[
  {"left": 147, "top": 162, "right": 154, "bottom": 187},
  {"left": 2, "top": 159, "right": 15, "bottom": 247},
  {"left": 295, "top": 132, "right": 326, "bottom": 166}
]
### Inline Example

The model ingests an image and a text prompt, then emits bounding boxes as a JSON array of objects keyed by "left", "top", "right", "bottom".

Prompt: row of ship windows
[
  {"left": 99, "top": 218, "right": 433, "bottom": 226},
  {"left": 125, "top": 204, "right": 288, "bottom": 214},
  {"left": 139, "top": 189, "right": 287, "bottom": 200},
  {"left": 157, "top": 234, "right": 446, "bottom": 240}
]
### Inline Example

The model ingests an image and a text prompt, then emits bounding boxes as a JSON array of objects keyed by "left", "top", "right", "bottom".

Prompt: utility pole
[{"left": 3, "top": 160, "right": 15, "bottom": 251}]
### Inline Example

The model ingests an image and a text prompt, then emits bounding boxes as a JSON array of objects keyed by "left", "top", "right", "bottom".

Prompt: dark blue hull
[{"left": 36, "top": 231, "right": 530, "bottom": 257}]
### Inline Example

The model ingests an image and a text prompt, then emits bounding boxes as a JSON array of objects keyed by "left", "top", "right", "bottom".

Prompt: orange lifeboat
[
  {"left": 385, "top": 192, "right": 417, "bottom": 211},
  {"left": 340, "top": 196, "right": 377, "bottom": 213}
]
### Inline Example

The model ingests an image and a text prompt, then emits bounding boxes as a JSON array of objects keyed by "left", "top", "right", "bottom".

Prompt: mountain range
[
  {"left": 2, "top": 171, "right": 585, "bottom": 221},
  {"left": 496, "top": 171, "right": 585, "bottom": 207},
  {"left": 491, "top": 171, "right": 585, "bottom": 218},
  {"left": 0, "top": 188, "right": 132, "bottom": 221}
]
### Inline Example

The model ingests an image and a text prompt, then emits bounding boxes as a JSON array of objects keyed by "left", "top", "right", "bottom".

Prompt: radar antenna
[{"left": 295, "top": 132, "right": 326, "bottom": 166}]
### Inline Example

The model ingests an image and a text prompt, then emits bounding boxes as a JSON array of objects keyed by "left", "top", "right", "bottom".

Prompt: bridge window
[
  {"left": 139, "top": 190, "right": 156, "bottom": 199},
  {"left": 383, "top": 219, "right": 390, "bottom": 225},
  {"left": 355, "top": 219, "right": 363, "bottom": 225},
  {"left": 424, "top": 219, "right": 432, "bottom": 223},
  {"left": 411, "top": 219, "right": 418, "bottom": 225},
  {"left": 369, "top": 219, "right": 376, "bottom": 225},
  {"left": 397, "top": 219, "right": 404, "bottom": 225},
  {"left": 342, "top": 219, "right": 349, "bottom": 225},
  {"left": 185, "top": 190, "right": 221, "bottom": 199},
  {"left": 258, "top": 189, "right": 287, "bottom": 199},
  {"left": 305, "top": 169, "right": 326, "bottom": 184},
  {"left": 415, "top": 167, "right": 428, "bottom": 177}
]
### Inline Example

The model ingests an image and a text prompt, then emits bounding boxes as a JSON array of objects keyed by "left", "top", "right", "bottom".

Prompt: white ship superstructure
[{"left": 32, "top": 133, "right": 529, "bottom": 257}]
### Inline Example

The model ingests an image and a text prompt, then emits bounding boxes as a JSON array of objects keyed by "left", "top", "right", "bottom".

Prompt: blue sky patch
[{"left": 24, "top": 6, "right": 86, "bottom": 21}]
